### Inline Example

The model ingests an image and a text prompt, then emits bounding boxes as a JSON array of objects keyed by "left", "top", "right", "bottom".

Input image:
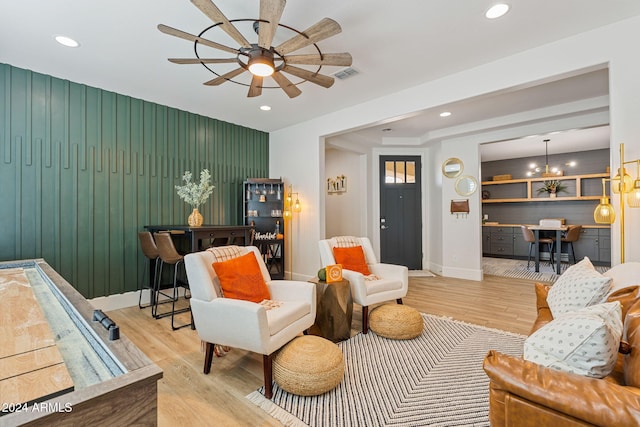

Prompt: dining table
[{"left": 528, "top": 225, "right": 569, "bottom": 274}]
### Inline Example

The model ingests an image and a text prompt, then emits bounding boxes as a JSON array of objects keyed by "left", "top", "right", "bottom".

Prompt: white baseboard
[
  {"left": 440, "top": 265, "right": 483, "bottom": 281},
  {"left": 89, "top": 288, "right": 187, "bottom": 312},
  {"left": 89, "top": 290, "right": 146, "bottom": 311}
]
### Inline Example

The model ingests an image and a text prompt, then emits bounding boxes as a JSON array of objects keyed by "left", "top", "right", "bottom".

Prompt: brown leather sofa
[{"left": 483, "top": 283, "right": 640, "bottom": 426}]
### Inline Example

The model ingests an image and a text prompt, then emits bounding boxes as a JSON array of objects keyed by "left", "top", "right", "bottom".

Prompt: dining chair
[
  {"left": 153, "top": 232, "right": 193, "bottom": 330},
  {"left": 318, "top": 236, "right": 408, "bottom": 334},
  {"left": 520, "top": 226, "right": 555, "bottom": 269},
  {"left": 184, "top": 245, "right": 316, "bottom": 399}
]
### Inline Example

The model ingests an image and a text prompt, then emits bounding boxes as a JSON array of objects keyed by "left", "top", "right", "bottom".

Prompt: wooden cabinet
[
  {"left": 481, "top": 173, "right": 609, "bottom": 204},
  {"left": 243, "top": 178, "right": 285, "bottom": 279},
  {"left": 572, "top": 228, "right": 611, "bottom": 265},
  {"left": 512, "top": 229, "right": 531, "bottom": 258},
  {"left": 483, "top": 226, "right": 514, "bottom": 257},
  {"left": 483, "top": 225, "right": 611, "bottom": 266}
]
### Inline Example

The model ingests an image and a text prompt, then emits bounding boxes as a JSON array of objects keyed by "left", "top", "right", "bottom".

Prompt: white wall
[
  {"left": 270, "top": 16, "right": 640, "bottom": 279},
  {"left": 324, "top": 148, "right": 367, "bottom": 238}
]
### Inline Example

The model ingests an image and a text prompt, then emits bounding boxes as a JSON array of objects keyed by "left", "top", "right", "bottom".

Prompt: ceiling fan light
[{"left": 248, "top": 50, "right": 275, "bottom": 77}]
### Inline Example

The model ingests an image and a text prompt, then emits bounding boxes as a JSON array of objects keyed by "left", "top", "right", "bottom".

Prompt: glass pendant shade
[
  {"left": 293, "top": 198, "right": 301, "bottom": 212},
  {"left": 612, "top": 168, "right": 633, "bottom": 193},
  {"left": 627, "top": 179, "right": 640, "bottom": 208},
  {"left": 594, "top": 197, "right": 616, "bottom": 224}
]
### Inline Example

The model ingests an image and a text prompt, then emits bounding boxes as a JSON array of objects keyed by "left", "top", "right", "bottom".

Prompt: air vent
[{"left": 333, "top": 67, "right": 359, "bottom": 80}]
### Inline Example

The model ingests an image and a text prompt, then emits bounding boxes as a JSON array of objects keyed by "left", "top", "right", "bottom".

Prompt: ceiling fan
[{"left": 158, "top": 0, "right": 353, "bottom": 98}]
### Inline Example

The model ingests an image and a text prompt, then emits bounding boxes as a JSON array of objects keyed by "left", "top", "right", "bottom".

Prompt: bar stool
[
  {"left": 551, "top": 225, "right": 583, "bottom": 268},
  {"left": 137, "top": 231, "right": 160, "bottom": 309},
  {"left": 153, "top": 232, "right": 194, "bottom": 330},
  {"left": 521, "top": 226, "right": 555, "bottom": 269}
]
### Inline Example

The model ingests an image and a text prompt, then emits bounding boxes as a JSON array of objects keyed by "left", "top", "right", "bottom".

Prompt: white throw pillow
[
  {"left": 604, "top": 262, "right": 640, "bottom": 295},
  {"left": 547, "top": 257, "right": 612, "bottom": 317},
  {"left": 524, "top": 302, "right": 623, "bottom": 378}
]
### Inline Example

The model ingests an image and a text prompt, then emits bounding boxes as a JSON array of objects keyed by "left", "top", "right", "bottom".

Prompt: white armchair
[
  {"left": 318, "top": 236, "right": 408, "bottom": 334},
  {"left": 184, "top": 246, "right": 316, "bottom": 399}
]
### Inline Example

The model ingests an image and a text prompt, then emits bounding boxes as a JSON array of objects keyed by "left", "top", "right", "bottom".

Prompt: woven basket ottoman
[
  {"left": 273, "top": 335, "right": 344, "bottom": 396},
  {"left": 369, "top": 304, "right": 423, "bottom": 339}
]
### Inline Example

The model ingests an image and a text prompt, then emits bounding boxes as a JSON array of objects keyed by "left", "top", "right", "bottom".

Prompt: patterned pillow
[
  {"left": 207, "top": 245, "right": 244, "bottom": 262},
  {"left": 547, "top": 257, "right": 612, "bottom": 317},
  {"left": 334, "top": 236, "right": 360, "bottom": 248},
  {"left": 524, "top": 302, "right": 623, "bottom": 378}
]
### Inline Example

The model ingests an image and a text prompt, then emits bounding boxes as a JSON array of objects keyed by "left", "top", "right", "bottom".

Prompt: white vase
[{"left": 549, "top": 192, "right": 557, "bottom": 198}]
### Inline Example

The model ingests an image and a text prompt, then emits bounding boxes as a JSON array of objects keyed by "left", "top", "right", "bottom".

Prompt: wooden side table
[{"left": 308, "top": 277, "right": 353, "bottom": 342}]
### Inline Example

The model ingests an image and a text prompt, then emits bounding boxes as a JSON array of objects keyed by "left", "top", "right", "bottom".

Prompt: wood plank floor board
[{"left": 108, "top": 273, "right": 537, "bottom": 426}]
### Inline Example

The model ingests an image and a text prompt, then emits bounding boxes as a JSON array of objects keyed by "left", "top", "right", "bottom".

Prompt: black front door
[{"left": 379, "top": 156, "right": 422, "bottom": 269}]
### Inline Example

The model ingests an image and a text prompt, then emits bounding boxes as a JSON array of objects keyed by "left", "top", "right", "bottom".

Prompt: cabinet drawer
[
  {"left": 490, "top": 233, "right": 512, "bottom": 243},
  {"left": 491, "top": 243, "right": 513, "bottom": 255},
  {"left": 492, "top": 227, "right": 513, "bottom": 234},
  {"left": 579, "top": 228, "right": 599, "bottom": 237}
]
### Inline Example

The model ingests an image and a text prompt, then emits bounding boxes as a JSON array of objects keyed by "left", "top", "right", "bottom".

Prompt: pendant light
[
  {"left": 593, "top": 178, "right": 615, "bottom": 224},
  {"left": 626, "top": 160, "right": 640, "bottom": 207}
]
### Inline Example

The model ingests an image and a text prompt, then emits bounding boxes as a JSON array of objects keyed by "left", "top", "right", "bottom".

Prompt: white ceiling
[{"left": 2, "top": 1, "right": 640, "bottom": 154}]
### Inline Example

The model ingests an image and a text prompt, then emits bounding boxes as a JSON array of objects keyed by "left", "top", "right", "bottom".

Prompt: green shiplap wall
[{"left": 0, "top": 63, "right": 269, "bottom": 298}]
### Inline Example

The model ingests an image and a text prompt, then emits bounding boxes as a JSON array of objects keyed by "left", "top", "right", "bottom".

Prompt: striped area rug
[
  {"left": 247, "top": 314, "right": 525, "bottom": 427},
  {"left": 482, "top": 257, "right": 609, "bottom": 283}
]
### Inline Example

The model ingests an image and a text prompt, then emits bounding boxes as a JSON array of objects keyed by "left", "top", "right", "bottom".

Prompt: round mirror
[
  {"left": 455, "top": 175, "right": 478, "bottom": 196},
  {"left": 442, "top": 158, "right": 464, "bottom": 178}
]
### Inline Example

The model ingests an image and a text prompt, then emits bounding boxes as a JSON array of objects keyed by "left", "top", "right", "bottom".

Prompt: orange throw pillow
[
  {"left": 212, "top": 252, "right": 271, "bottom": 303},
  {"left": 332, "top": 245, "right": 371, "bottom": 275}
]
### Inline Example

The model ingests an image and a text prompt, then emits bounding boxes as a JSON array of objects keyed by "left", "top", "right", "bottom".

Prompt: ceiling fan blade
[
  {"left": 248, "top": 75, "right": 263, "bottom": 97},
  {"left": 258, "top": 0, "right": 286, "bottom": 49},
  {"left": 190, "top": 0, "right": 252, "bottom": 48},
  {"left": 158, "top": 24, "right": 239, "bottom": 55},
  {"left": 169, "top": 58, "right": 238, "bottom": 64},
  {"left": 271, "top": 71, "right": 302, "bottom": 98},
  {"left": 284, "top": 53, "right": 352, "bottom": 67},
  {"left": 275, "top": 18, "right": 342, "bottom": 55},
  {"left": 281, "top": 65, "right": 334, "bottom": 88},
  {"left": 203, "top": 67, "right": 246, "bottom": 86}
]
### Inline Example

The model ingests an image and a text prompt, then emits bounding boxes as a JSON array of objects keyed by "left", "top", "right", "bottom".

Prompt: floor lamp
[
  {"left": 284, "top": 185, "right": 302, "bottom": 279},
  {"left": 594, "top": 143, "right": 640, "bottom": 263}
]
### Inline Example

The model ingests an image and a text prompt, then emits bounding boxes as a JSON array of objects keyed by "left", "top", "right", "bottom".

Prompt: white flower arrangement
[{"left": 175, "top": 169, "right": 215, "bottom": 208}]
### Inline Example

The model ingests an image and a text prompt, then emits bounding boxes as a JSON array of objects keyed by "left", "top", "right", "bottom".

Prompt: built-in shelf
[{"left": 481, "top": 172, "right": 609, "bottom": 204}]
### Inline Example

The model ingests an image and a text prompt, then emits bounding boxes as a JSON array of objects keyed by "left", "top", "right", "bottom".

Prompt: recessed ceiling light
[
  {"left": 260, "top": 105, "right": 271, "bottom": 111},
  {"left": 439, "top": 111, "right": 452, "bottom": 117},
  {"left": 485, "top": 4, "right": 510, "bottom": 19},
  {"left": 55, "top": 35, "right": 80, "bottom": 48}
]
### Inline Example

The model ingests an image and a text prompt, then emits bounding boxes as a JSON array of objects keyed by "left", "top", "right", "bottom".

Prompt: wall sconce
[
  {"left": 593, "top": 143, "right": 640, "bottom": 262},
  {"left": 287, "top": 184, "right": 302, "bottom": 213}
]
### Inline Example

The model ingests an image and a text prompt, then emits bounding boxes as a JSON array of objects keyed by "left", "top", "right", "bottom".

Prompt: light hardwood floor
[{"left": 108, "top": 273, "right": 539, "bottom": 427}]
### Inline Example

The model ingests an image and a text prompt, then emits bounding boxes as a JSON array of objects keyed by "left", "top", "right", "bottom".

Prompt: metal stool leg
[{"left": 171, "top": 260, "right": 193, "bottom": 330}]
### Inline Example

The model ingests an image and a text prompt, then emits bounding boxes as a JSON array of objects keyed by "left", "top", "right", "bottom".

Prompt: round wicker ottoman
[
  {"left": 369, "top": 304, "right": 423, "bottom": 339},
  {"left": 273, "top": 335, "right": 344, "bottom": 396}
]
